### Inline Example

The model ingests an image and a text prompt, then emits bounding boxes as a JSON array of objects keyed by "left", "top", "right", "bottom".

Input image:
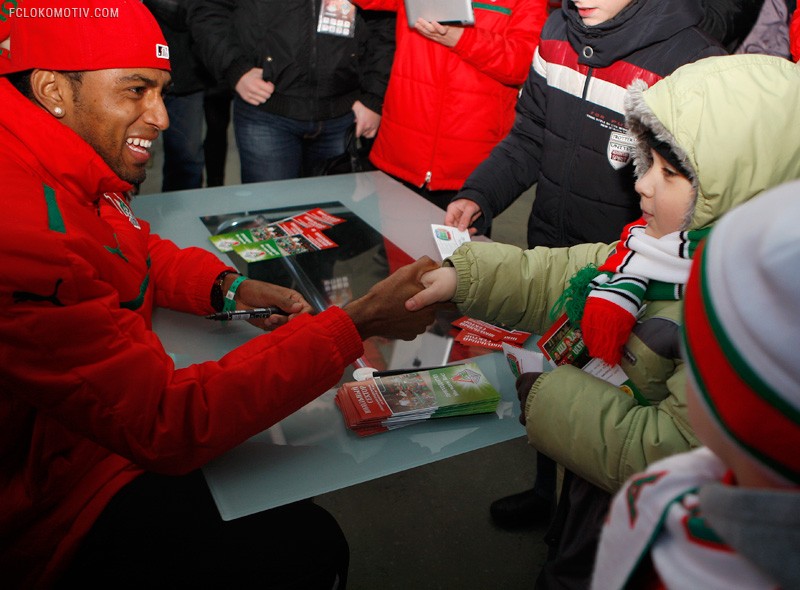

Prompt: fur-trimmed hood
[{"left": 624, "top": 54, "right": 800, "bottom": 230}]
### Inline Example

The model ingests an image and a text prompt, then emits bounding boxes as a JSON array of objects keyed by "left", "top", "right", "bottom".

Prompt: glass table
[{"left": 133, "top": 171, "right": 530, "bottom": 520}]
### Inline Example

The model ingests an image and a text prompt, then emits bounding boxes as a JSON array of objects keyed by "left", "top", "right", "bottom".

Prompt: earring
[{"left": 53, "top": 106, "right": 64, "bottom": 117}]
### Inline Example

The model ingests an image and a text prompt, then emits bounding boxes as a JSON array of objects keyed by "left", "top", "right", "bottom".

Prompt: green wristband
[{"left": 223, "top": 275, "right": 247, "bottom": 312}]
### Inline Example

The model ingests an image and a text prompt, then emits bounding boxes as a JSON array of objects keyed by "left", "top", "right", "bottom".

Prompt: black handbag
[{"left": 312, "top": 125, "right": 375, "bottom": 176}]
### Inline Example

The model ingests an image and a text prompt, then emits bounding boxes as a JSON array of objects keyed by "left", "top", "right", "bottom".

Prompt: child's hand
[
  {"left": 345, "top": 256, "right": 440, "bottom": 340},
  {"left": 405, "top": 267, "right": 457, "bottom": 311},
  {"left": 445, "top": 199, "right": 481, "bottom": 234}
]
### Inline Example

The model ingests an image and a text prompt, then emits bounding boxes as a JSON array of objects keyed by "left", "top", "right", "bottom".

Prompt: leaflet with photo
[
  {"left": 537, "top": 314, "right": 648, "bottom": 405},
  {"left": 232, "top": 240, "right": 284, "bottom": 263},
  {"left": 232, "top": 230, "right": 338, "bottom": 262},
  {"left": 537, "top": 313, "right": 591, "bottom": 368},
  {"left": 208, "top": 223, "right": 289, "bottom": 253},
  {"left": 335, "top": 362, "right": 501, "bottom": 437},
  {"left": 209, "top": 207, "right": 344, "bottom": 253}
]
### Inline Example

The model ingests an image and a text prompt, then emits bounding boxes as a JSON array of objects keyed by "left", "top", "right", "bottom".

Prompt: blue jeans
[
  {"left": 162, "top": 91, "right": 205, "bottom": 191},
  {"left": 233, "top": 98, "right": 354, "bottom": 183}
]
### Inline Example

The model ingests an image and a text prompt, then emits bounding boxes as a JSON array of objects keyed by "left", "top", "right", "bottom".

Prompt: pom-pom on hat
[
  {"left": 682, "top": 180, "right": 800, "bottom": 486},
  {"left": 3, "top": 0, "right": 170, "bottom": 74}
]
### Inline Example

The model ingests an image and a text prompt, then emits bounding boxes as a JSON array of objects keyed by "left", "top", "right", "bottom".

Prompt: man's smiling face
[{"left": 58, "top": 68, "right": 171, "bottom": 184}]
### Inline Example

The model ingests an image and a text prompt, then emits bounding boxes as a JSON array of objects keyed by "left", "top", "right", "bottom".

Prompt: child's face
[
  {"left": 572, "top": 0, "right": 634, "bottom": 26},
  {"left": 636, "top": 149, "right": 695, "bottom": 239}
]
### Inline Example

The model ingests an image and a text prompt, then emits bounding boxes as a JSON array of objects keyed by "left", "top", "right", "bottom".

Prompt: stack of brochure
[{"left": 335, "top": 362, "right": 501, "bottom": 437}]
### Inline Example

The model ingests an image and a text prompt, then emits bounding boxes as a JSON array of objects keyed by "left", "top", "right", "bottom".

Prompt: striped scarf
[{"left": 558, "top": 218, "right": 709, "bottom": 365}]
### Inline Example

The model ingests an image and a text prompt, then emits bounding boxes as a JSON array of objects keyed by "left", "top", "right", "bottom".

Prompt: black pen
[{"left": 205, "top": 307, "right": 288, "bottom": 321}]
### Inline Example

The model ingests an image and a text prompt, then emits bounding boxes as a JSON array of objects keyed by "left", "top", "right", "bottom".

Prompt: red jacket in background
[
  {"left": 791, "top": 7, "right": 800, "bottom": 61},
  {"left": 355, "top": 0, "right": 548, "bottom": 190},
  {"left": 0, "top": 79, "right": 364, "bottom": 588}
]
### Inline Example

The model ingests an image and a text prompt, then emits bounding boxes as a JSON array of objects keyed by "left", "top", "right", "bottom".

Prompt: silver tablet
[{"left": 405, "top": 0, "right": 475, "bottom": 27}]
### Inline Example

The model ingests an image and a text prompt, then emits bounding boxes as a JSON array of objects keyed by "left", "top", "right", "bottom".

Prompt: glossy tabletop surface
[{"left": 132, "top": 172, "right": 528, "bottom": 521}]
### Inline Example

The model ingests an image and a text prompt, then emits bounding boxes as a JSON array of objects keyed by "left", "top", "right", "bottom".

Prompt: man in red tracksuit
[{"left": 0, "top": 1, "right": 438, "bottom": 587}]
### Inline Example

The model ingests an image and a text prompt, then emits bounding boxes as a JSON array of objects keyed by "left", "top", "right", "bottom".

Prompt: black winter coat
[
  {"left": 145, "top": 0, "right": 212, "bottom": 95},
  {"left": 456, "top": 0, "right": 725, "bottom": 248},
  {"left": 187, "top": 0, "right": 394, "bottom": 121}
]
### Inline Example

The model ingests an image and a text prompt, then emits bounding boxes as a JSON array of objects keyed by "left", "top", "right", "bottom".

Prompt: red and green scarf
[{"left": 553, "top": 218, "right": 709, "bottom": 365}]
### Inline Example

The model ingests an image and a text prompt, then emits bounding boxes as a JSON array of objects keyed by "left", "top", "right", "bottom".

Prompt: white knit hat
[{"left": 682, "top": 180, "right": 800, "bottom": 485}]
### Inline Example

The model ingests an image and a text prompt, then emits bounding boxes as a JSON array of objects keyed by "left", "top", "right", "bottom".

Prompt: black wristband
[{"left": 210, "top": 270, "right": 241, "bottom": 312}]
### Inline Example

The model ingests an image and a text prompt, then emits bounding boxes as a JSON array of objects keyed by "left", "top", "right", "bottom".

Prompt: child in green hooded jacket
[{"left": 406, "top": 54, "right": 800, "bottom": 587}]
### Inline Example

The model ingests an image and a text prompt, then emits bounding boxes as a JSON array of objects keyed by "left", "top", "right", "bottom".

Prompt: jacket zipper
[{"left": 559, "top": 66, "right": 594, "bottom": 244}]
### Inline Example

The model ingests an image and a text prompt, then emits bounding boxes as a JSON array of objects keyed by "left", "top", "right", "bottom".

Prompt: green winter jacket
[{"left": 446, "top": 54, "right": 800, "bottom": 493}]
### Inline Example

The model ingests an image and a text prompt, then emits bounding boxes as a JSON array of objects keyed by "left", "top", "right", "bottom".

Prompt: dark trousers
[
  {"left": 162, "top": 91, "right": 206, "bottom": 192},
  {"left": 58, "top": 470, "right": 349, "bottom": 589},
  {"left": 233, "top": 99, "right": 354, "bottom": 183},
  {"left": 204, "top": 87, "right": 233, "bottom": 187},
  {"left": 535, "top": 471, "right": 612, "bottom": 590}
]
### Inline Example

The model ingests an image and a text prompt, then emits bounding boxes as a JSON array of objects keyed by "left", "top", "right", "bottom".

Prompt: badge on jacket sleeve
[{"left": 607, "top": 130, "right": 635, "bottom": 170}]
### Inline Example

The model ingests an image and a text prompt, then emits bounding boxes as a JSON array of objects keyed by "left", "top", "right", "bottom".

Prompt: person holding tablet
[{"left": 351, "top": 0, "right": 549, "bottom": 210}]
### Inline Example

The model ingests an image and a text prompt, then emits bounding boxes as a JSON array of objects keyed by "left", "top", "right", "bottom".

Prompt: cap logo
[{"left": 156, "top": 44, "right": 169, "bottom": 59}]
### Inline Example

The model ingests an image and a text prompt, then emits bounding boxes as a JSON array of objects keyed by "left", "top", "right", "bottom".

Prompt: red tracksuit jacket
[
  {"left": 0, "top": 79, "right": 363, "bottom": 588},
  {"left": 354, "top": 0, "right": 547, "bottom": 190}
]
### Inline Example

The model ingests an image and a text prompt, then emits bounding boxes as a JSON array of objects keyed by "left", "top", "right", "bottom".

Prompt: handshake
[
  {"left": 342, "top": 256, "right": 460, "bottom": 341},
  {"left": 235, "top": 256, "right": 460, "bottom": 342}
]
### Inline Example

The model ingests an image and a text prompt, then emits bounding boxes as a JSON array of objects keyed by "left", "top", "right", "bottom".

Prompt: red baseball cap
[{"left": 3, "top": 0, "right": 171, "bottom": 74}]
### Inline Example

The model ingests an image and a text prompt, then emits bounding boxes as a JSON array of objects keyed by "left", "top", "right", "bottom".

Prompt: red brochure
[
  {"left": 451, "top": 316, "right": 531, "bottom": 345},
  {"left": 454, "top": 329, "right": 504, "bottom": 350}
]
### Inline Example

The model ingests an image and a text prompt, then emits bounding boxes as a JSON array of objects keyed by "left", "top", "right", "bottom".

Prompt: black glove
[{"left": 516, "top": 372, "right": 542, "bottom": 426}]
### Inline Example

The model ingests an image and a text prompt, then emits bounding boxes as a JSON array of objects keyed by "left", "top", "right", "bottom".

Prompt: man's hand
[
  {"left": 345, "top": 256, "right": 444, "bottom": 341},
  {"left": 232, "top": 278, "right": 312, "bottom": 330},
  {"left": 445, "top": 199, "right": 482, "bottom": 234},
  {"left": 352, "top": 100, "right": 381, "bottom": 139},
  {"left": 235, "top": 68, "right": 275, "bottom": 106},
  {"left": 405, "top": 266, "right": 457, "bottom": 311},
  {"left": 516, "top": 372, "right": 542, "bottom": 426},
  {"left": 414, "top": 18, "right": 464, "bottom": 48}
]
